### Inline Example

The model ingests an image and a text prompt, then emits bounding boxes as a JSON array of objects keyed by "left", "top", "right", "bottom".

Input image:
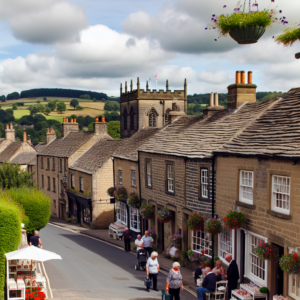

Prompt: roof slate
[
  {"left": 216, "top": 89, "right": 300, "bottom": 157},
  {"left": 11, "top": 152, "right": 37, "bottom": 165},
  {"left": 0, "top": 142, "right": 23, "bottom": 162},
  {"left": 139, "top": 98, "right": 278, "bottom": 158}
]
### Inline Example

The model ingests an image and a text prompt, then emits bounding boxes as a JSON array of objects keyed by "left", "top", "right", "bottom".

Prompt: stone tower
[{"left": 120, "top": 78, "right": 187, "bottom": 138}]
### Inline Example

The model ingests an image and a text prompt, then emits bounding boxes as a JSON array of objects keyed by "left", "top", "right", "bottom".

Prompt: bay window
[
  {"left": 272, "top": 175, "right": 290, "bottom": 214},
  {"left": 130, "top": 207, "right": 140, "bottom": 231},
  {"left": 117, "top": 201, "right": 127, "bottom": 225}
]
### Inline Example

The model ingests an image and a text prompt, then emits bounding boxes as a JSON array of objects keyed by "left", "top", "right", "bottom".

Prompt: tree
[
  {"left": 77, "top": 116, "right": 85, "bottom": 129},
  {"left": 17, "top": 102, "right": 24, "bottom": 106},
  {"left": 0, "top": 95, "right": 6, "bottom": 102},
  {"left": 7, "top": 92, "right": 20, "bottom": 100},
  {"left": 30, "top": 107, "right": 38, "bottom": 116},
  {"left": 43, "top": 97, "right": 47, "bottom": 101},
  {"left": 47, "top": 101, "right": 56, "bottom": 111},
  {"left": 70, "top": 99, "right": 79, "bottom": 109},
  {"left": 37, "top": 100, "right": 40, "bottom": 104},
  {"left": 45, "top": 107, "right": 51, "bottom": 115},
  {"left": 57, "top": 102, "right": 66, "bottom": 113},
  {"left": 15, "top": 128, "right": 24, "bottom": 141},
  {"left": 112, "top": 102, "right": 120, "bottom": 111},
  {"left": 35, "top": 104, "right": 45, "bottom": 112},
  {"left": 80, "top": 94, "right": 91, "bottom": 99},
  {"left": 107, "top": 121, "right": 120, "bottom": 139},
  {"left": 12, "top": 104, "right": 18, "bottom": 110},
  {"left": 76, "top": 105, "right": 83, "bottom": 110},
  {"left": 104, "top": 100, "right": 113, "bottom": 111},
  {"left": 193, "top": 104, "right": 201, "bottom": 113}
]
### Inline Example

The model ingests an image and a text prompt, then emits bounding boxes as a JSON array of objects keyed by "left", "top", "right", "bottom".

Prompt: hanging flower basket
[
  {"left": 114, "top": 187, "right": 127, "bottom": 200},
  {"left": 187, "top": 213, "right": 204, "bottom": 232},
  {"left": 187, "top": 250, "right": 200, "bottom": 262},
  {"left": 205, "top": 218, "right": 222, "bottom": 235},
  {"left": 253, "top": 243, "right": 279, "bottom": 261},
  {"left": 279, "top": 253, "right": 300, "bottom": 274},
  {"left": 223, "top": 210, "right": 246, "bottom": 230},
  {"left": 140, "top": 204, "right": 154, "bottom": 219},
  {"left": 206, "top": 1, "right": 285, "bottom": 44},
  {"left": 157, "top": 208, "right": 172, "bottom": 223},
  {"left": 127, "top": 193, "right": 139, "bottom": 208},
  {"left": 171, "top": 234, "right": 182, "bottom": 249},
  {"left": 107, "top": 187, "right": 116, "bottom": 197}
]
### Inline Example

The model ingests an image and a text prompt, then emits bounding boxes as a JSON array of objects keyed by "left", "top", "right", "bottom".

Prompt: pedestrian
[
  {"left": 197, "top": 267, "right": 216, "bottom": 300},
  {"left": 222, "top": 254, "right": 239, "bottom": 299},
  {"left": 194, "top": 262, "right": 205, "bottom": 284},
  {"left": 29, "top": 230, "right": 43, "bottom": 249},
  {"left": 146, "top": 251, "right": 160, "bottom": 292},
  {"left": 165, "top": 262, "right": 184, "bottom": 300},
  {"left": 135, "top": 234, "right": 144, "bottom": 251},
  {"left": 142, "top": 230, "right": 154, "bottom": 257},
  {"left": 122, "top": 228, "right": 131, "bottom": 252},
  {"left": 212, "top": 260, "right": 225, "bottom": 281}
]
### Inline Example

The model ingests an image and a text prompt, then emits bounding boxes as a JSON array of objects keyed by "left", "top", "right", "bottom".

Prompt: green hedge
[
  {"left": 0, "top": 196, "right": 23, "bottom": 300},
  {"left": 7, "top": 187, "right": 51, "bottom": 235}
]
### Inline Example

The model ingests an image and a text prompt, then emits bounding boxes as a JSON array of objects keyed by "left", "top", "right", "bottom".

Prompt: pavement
[{"left": 42, "top": 221, "right": 198, "bottom": 300}]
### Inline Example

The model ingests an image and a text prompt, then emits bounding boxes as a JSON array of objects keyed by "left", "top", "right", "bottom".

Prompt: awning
[{"left": 66, "top": 190, "right": 92, "bottom": 207}]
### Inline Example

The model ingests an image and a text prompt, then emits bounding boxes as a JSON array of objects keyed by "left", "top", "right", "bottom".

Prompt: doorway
[
  {"left": 59, "top": 203, "right": 65, "bottom": 220},
  {"left": 157, "top": 219, "right": 164, "bottom": 252},
  {"left": 274, "top": 243, "right": 284, "bottom": 295},
  {"left": 77, "top": 203, "right": 82, "bottom": 224}
]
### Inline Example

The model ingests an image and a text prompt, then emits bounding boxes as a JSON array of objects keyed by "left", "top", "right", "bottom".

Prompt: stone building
[
  {"left": 120, "top": 78, "right": 187, "bottom": 138},
  {"left": 36, "top": 118, "right": 108, "bottom": 219},
  {"left": 112, "top": 128, "right": 160, "bottom": 239},
  {"left": 214, "top": 88, "right": 300, "bottom": 298}
]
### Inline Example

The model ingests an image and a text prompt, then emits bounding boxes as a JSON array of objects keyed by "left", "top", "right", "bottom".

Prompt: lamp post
[{"left": 62, "top": 175, "right": 67, "bottom": 189}]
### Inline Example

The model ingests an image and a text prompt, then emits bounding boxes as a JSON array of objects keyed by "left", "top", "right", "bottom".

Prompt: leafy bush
[
  {"left": 127, "top": 193, "right": 139, "bottom": 207},
  {"left": 259, "top": 287, "right": 269, "bottom": 294},
  {"left": 0, "top": 162, "right": 34, "bottom": 189},
  {"left": 6, "top": 187, "right": 51, "bottom": 235},
  {"left": 276, "top": 24, "right": 300, "bottom": 46},
  {"left": 223, "top": 210, "right": 246, "bottom": 230},
  {"left": 0, "top": 195, "right": 23, "bottom": 300},
  {"left": 187, "top": 213, "right": 204, "bottom": 231}
]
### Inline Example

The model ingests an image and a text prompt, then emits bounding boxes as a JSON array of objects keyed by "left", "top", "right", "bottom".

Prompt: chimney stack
[
  {"left": 5, "top": 123, "right": 15, "bottom": 141},
  {"left": 93, "top": 116, "right": 107, "bottom": 135},
  {"left": 61, "top": 118, "right": 79, "bottom": 137},
  {"left": 46, "top": 128, "right": 56, "bottom": 144},
  {"left": 228, "top": 70, "right": 257, "bottom": 110},
  {"left": 203, "top": 92, "right": 225, "bottom": 118},
  {"left": 23, "top": 132, "right": 27, "bottom": 142}
]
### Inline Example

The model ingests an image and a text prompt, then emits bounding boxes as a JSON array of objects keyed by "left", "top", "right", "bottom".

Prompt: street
[{"left": 41, "top": 224, "right": 196, "bottom": 300}]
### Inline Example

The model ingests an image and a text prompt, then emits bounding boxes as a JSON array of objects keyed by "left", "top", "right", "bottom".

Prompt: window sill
[
  {"left": 130, "top": 227, "right": 141, "bottom": 232},
  {"left": 145, "top": 185, "right": 152, "bottom": 189},
  {"left": 165, "top": 191, "right": 175, "bottom": 196},
  {"left": 131, "top": 185, "right": 137, "bottom": 188},
  {"left": 236, "top": 200, "right": 256, "bottom": 210},
  {"left": 198, "top": 197, "right": 211, "bottom": 203},
  {"left": 267, "top": 209, "right": 292, "bottom": 220}
]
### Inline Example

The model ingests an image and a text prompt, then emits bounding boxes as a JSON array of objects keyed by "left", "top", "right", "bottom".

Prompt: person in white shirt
[
  {"left": 142, "top": 231, "right": 154, "bottom": 257},
  {"left": 146, "top": 251, "right": 160, "bottom": 292},
  {"left": 135, "top": 235, "right": 144, "bottom": 251}
]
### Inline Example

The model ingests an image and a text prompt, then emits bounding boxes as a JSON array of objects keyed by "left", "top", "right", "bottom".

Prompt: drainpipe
[
  {"left": 211, "top": 157, "right": 215, "bottom": 270},
  {"left": 138, "top": 151, "right": 142, "bottom": 233},
  {"left": 112, "top": 157, "right": 115, "bottom": 220}
]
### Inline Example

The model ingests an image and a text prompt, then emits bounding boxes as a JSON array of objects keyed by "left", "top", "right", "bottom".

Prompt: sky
[{"left": 0, "top": 0, "right": 299, "bottom": 97}]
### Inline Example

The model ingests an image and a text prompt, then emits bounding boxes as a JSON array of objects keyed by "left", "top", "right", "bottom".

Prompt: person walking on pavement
[
  {"left": 142, "top": 230, "right": 154, "bottom": 257},
  {"left": 146, "top": 251, "right": 160, "bottom": 292},
  {"left": 29, "top": 230, "right": 43, "bottom": 248},
  {"left": 222, "top": 254, "right": 239, "bottom": 299},
  {"left": 122, "top": 228, "right": 131, "bottom": 252},
  {"left": 194, "top": 262, "right": 205, "bottom": 284},
  {"left": 197, "top": 267, "right": 216, "bottom": 300},
  {"left": 165, "top": 262, "right": 184, "bottom": 300},
  {"left": 135, "top": 234, "right": 144, "bottom": 251}
]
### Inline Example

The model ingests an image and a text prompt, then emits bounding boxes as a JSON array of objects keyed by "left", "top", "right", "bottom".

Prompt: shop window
[
  {"left": 80, "top": 177, "right": 84, "bottom": 192},
  {"left": 83, "top": 207, "right": 91, "bottom": 224},
  {"left": 47, "top": 177, "right": 50, "bottom": 191},
  {"left": 149, "top": 109, "right": 157, "bottom": 128},
  {"left": 192, "top": 229, "right": 212, "bottom": 256},
  {"left": 130, "top": 207, "right": 140, "bottom": 231},
  {"left": 146, "top": 160, "right": 152, "bottom": 188},
  {"left": 41, "top": 157, "right": 44, "bottom": 169},
  {"left": 71, "top": 174, "right": 75, "bottom": 189},
  {"left": 41, "top": 175, "right": 44, "bottom": 188},
  {"left": 239, "top": 170, "right": 253, "bottom": 204},
  {"left": 130, "top": 107, "right": 134, "bottom": 130},
  {"left": 200, "top": 168, "right": 208, "bottom": 198},
  {"left": 131, "top": 170, "right": 136, "bottom": 187},
  {"left": 118, "top": 170, "right": 122, "bottom": 185},
  {"left": 53, "top": 178, "right": 56, "bottom": 193},
  {"left": 218, "top": 227, "right": 234, "bottom": 264},
  {"left": 124, "top": 108, "right": 128, "bottom": 130},
  {"left": 52, "top": 158, "right": 55, "bottom": 171},
  {"left": 272, "top": 175, "right": 290, "bottom": 214},
  {"left": 117, "top": 201, "right": 127, "bottom": 225},
  {"left": 47, "top": 158, "right": 50, "bottom": 170},
  {"left": 166, "top": 162, "right": 175, "bottom": 194}
]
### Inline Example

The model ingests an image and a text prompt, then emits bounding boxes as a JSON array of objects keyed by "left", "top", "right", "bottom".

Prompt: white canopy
[{"left": 5, "top": 246, "right": 62, "bottom": 262}]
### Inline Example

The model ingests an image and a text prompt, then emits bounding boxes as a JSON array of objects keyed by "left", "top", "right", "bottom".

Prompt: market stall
[
  {"left": 108, "top": 220, "right": 126, "bottom": 239},
  {"left": 231, "top": 283, "right": 268, "bottom": 300},
  {"left": 6, "top": 247, "right": 62, "bottom": 300}
]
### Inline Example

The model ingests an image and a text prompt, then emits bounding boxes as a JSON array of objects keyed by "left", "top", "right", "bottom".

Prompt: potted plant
[
  {"left": 25, "top": 286, "right": 46, "bottom": 300},
  {"left": 253, "top": 243, "right": 279, "bottom": 261},
  {"left": 114, "top": 187, "right": 127, "bottom": 200},
  {"left": 205, "top": 218, "right": 222, "bottom": 235},
  {"left": 127, "top": 193, "right": 139, "bottom": 208},
  {"left": 171, "top": 234, "right": 182, "bottom": 249},
  {"left": 157, "top": 208, "right": 173, "bottom": 223},
  {"left": 223, "top": 210, "right": 246, "bottom": 230},
  {"left": 207, "top": 1, "right": 283, "bottom": 44},
  {"left": 187, "top": 250, "right": 200, "bottom": 262},
  {"left": 107, "top": 187, "right": 116, "bottom": 197},
  {"left": 279, "top": 253, "right": 300, "bottom": 274},
  {"left": 140, "top": 204, "right": 154, "bottom": 219},
  {"left": 187, "top": 213, "right": 204, "bottom": 232}
]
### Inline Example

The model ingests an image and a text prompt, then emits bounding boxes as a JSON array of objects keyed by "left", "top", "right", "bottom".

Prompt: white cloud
[{"left": 197, "top": 69, "right": 231, "bottom": 84}]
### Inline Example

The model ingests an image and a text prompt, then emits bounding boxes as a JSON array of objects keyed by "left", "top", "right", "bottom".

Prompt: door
[
  {"left": 274, "top": 243, "right": 284, "bottom": 295},
  {"left": 59, "top": 203, "right": 65, "bottom": 220},
  {"left": 157, "top": 219, "right": 164, "bottom": 252},
  {"left": 77, "top": 203, "right": 82, "bottom": 224}
]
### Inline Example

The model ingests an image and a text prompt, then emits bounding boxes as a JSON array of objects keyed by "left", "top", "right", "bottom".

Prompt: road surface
[{"left": 40, "top": 224, "right": 196, "bottom": 300}]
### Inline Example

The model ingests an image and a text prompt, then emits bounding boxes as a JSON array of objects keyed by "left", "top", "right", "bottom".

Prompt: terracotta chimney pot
[
  {"left": 74, "top": 118, "right": 76, "bottom": 123},
  {"left": 236, "top": 71, "right": 241, "bottom": 84},
  {"left": 95, "top": 117, "right": 99, "bottom": 122},
  {"left": 23, "top": 132, "right": 27, "bottom": 142},
  {"left": 6, "top": 124, "right": 9, "bottom": 129},
  {"left": 241, "top": 71, "right": 246, "bottom": 84},
  {"left": 10, "top": 123, "right": 13, "bottom": 129},
  {"left": 248, "top": 71, "right": 253, "bottom": 84},
  {"left": 101, "top": 116, "right": 105, "bottom": 122},
  {"left": 71, "top": 119, "right": 74, "bottom": 123}
]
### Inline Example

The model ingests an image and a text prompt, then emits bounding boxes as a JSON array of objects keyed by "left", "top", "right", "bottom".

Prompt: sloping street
[{"left": 41, "top": 224, "right": 196, "bottom": 300}]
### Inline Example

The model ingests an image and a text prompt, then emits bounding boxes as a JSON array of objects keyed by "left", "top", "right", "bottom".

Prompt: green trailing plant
[
  {"left": 127, "top": 193, "right": 139, "bottom": 208},
  {"left": 140, "top": 204, "right": 154, "bottom": 219},
  {"left": 276, "top": 23, "right": 300, "bottom": 46},
  {"left": 223, "top": 210, "right": 246, "bottom": 229},
  {"left": 69, "top": 188, "right": 90, "bottom": 197},
  {"left": 0, "top": 195, "right": 24, "bottom": 300},
  {"left": 253, "top": 243, "right": 279, "bottom": 261},
  {"left": 259, "top": 287, "right": 269, "bottom": 294},
  {"left": 279, "top": 253, "right": 300, "bottom": 274},
  {"left": 6, "top": 187, "right": 51, "bottom": 235},
  {"left": 187, "top": 213, "right": 204, "bottom": 231},
  {"left": 114, "top": 187, "right": 127, "bottom": 200},
  {"left": 107, "top": 187, "right": 115, "bottom": 197},
  {"left": 205, "top": 218, "right": 222, "bottom": 235},
  {"left": 172, "top": 257, "right": 179, "bottom": 262},
  {"left": 0, "top": 162, "right": 34, "bottom": 189}
]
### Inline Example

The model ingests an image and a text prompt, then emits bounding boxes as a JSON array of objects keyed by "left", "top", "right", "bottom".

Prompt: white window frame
[
  {"left": 239, "top": 170, "right": 254, "bottom": 204},
  {"left": 201, "top": 168, "right": 208, "bottom": 198},
  {"left": 272, "top": 175, "right": 290, "bottom": 214},
  {"left": 131, "top": 169, "right": 136, "bottom": 187},
  {"left": 218, "top": 227, "right": 234, "bottom": 265},
  {"left": 129, "top": 207, "right": 140, "bottom": 232},
  {"left": 80, "top": 177, "right": 84, "bottom": 192},
  {"left": 117, "top": 201, "right": 127, "bottom": 225},
  {"left": 147, "top": 161, "right": 152, "bottom": 187},
  {"left": 167, "top": 165, "right": 174, "bottom": 193},
  {"left": 191, "top": 229, "right": 212, "bottom": 257},
  {"left": 71, "top": 174, "right": 75, "bottom": 189},
  {"left": 244, "top": 230, "right": 268, "bottom": 286},
  {"left": 118, "top": 170, "right": 122, "bottom": 185},
  {"left": 289, "top": 248, "right": 300, "bottom": 299}
]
